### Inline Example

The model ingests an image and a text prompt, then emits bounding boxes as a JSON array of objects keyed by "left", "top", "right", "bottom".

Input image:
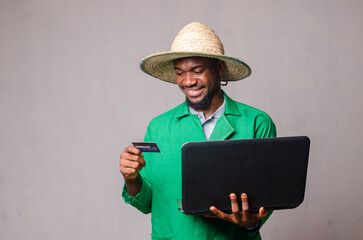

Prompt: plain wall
[{"left": 1, "top": 0, "right": 362, "bottom": 239}]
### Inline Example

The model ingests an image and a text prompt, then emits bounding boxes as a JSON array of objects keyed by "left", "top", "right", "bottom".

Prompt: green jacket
[{"left": 123, "top": 93, "right": 276, "bottom": 239}]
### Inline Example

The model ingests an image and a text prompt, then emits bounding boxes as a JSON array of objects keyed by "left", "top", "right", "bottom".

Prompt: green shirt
[{"left": 122, "top": 93, "right": 277, "bottom": 240}]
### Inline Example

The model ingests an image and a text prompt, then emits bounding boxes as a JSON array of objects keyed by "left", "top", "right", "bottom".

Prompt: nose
[{"left": 183, "top": 72, "right": 198, "bottom": 87}]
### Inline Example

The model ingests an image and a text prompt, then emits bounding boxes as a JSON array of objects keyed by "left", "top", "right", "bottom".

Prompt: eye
[
  {"left": 194, "top": 68, "right": 204, "bottom": 75},
  {"left": 175, "top": 71, "right": 184, "bottom": 76}
]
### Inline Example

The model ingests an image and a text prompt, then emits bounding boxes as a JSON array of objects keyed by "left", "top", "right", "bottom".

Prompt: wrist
[
  {"left": 243, "top": 220, "right": 260, "bottom": 232},
  {"left": 125, "top": 174, "right": 142, "bottom": 197}
]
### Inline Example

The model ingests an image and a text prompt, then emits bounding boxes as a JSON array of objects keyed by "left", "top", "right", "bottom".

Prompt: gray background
[{"left": 1, "top": 0, "right": 362, "bottom": 239}]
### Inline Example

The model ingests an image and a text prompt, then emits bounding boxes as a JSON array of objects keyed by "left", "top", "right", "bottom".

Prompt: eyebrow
[{"left": 173, "top": 65, "right": 204, "bottom": 71}]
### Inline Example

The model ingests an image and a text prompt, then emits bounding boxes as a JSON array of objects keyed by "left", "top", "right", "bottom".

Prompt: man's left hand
[{"left": 208, "top": 193, "right": 268, "bottom": 228}]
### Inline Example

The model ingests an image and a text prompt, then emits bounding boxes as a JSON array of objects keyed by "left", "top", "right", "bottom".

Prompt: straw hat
[{"left": 140, "top": 22, "right": 251, "bottom": 84}]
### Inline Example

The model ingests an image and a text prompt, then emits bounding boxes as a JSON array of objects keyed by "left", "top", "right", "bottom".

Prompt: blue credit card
[{"left": 132, "top": 142, "right": 161, "bottom": 153}]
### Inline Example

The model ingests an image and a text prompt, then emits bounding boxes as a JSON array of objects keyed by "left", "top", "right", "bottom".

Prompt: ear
[{"left": 216, "top": 61, "right": 225, "bottom": 77}]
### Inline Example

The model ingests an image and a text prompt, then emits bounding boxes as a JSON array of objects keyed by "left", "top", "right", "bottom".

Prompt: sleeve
[
  {"left": 122, "top": 176, "right": 152, "bottom": 214},
  {"left": 121, "top": 124, "right": 154, "bottom": 214},
  {"left": 254, "top": 112, "right": 277, "bottom": 138}
]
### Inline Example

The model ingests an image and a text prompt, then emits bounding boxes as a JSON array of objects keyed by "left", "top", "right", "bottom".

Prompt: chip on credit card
[{"left": 132, "top": 142, "right": 161, "bottom": 153}]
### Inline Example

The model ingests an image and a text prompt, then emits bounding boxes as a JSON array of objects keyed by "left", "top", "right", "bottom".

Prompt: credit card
[{"left": 132, "top": 142, "right": 161, "bottom": 153}]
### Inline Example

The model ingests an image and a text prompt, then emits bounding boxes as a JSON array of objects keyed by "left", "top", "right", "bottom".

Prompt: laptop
[{"left": 181, "top": 136, "right": 310, "bottom": 215}]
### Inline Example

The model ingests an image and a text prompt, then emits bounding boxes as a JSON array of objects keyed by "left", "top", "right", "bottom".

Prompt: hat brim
[{"left": 140, "top": 52, "right": 251, "bottom": 84}]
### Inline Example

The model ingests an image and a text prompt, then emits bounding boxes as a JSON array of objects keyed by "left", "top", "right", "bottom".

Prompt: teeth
[
  {"left": 186, "top": 88, "right": 202, "bottom": 97},
  {"left": 188, "top": 88, "right": 200, "bottom": 92}
]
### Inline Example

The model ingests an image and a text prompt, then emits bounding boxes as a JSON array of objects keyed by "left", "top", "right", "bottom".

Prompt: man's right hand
[
  {"left": 120, "top": 146, "right": 146, "bottom": 180},
  {"left": 120, "top": 146, "right": 145, "bottom": 196}
]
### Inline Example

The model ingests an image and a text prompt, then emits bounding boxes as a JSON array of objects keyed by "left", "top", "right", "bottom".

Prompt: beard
[
  {"left": 186, "top": 94, "right": 211, "bottom": 110},
  {"left": 185, "top": 83, "right": 220, "bottom": 110}
]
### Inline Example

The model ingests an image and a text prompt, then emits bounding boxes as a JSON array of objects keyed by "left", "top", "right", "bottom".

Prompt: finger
[
  {"left": 210, "top": 206, "right": 227, "bottom": 220},
  {"left": 120, "top": 156, "right": 145, "bottom": 175},
  {"left": 258, "top": 207, "right": 268, "bottom": 218},
  {"left": 139, "top": 154, "right": 145, "bottom": 167},
  {"left": 132, "top": 153, "right": 145, "bottom": 167},
  {"left": 120, "top": 167, "right": 138, "bottom": 179},
  {"left": 122, "top": 166, "right": 136, "bottom": 175},
  {"left": 120, "top": 158, "right": 138, "bottom": 171},
  {"left": 241, "top": 193, "right": 250, "bottom": 212},
  {"left": 124, "top": 146, "right": 143, "bottom": 155},
  {"left": 121, "top": 152, "right": 145, "bottom": 167},
  {"left": 122, "top": 159, "right": 143, "bottom": 170},
  {"left": 230, "top": 193, "right": 240, "bottom": 216}
]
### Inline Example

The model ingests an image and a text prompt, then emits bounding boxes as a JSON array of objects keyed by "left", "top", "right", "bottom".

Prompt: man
[{"left": 120, "top": 22, "right": 276, "bottom": 239}]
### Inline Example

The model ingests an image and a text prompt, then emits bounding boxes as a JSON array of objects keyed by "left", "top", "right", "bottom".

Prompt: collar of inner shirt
[{"left": 188, "top": 95, "right": 226, "bottom": 125}]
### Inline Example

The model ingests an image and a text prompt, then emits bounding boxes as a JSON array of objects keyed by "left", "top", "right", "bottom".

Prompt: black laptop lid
[{"left": 181, "top": 136, "right": 310, "bottom": 215}]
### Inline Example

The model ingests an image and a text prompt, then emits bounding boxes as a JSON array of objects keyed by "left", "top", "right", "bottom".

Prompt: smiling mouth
[{"left": 184, "top": 87, "right": 205, "bottom": 97}]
